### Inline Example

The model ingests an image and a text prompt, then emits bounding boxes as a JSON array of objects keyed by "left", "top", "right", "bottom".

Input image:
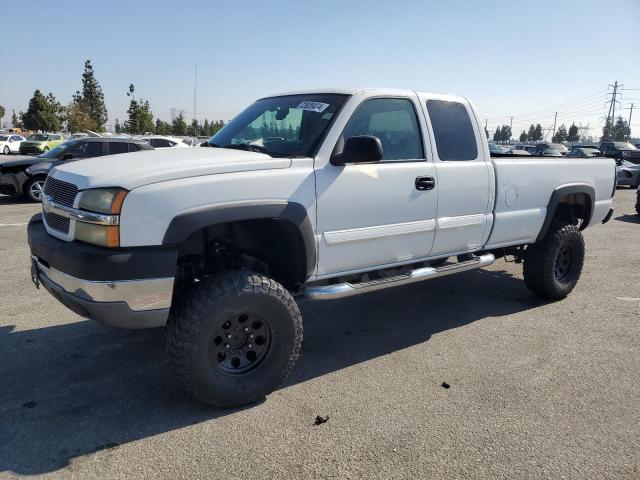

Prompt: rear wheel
[
  {"left": 24, "top": 176, "right": 47, "bottom": 202},
  {"left": 3, "top": 146, "right": 9, "bottom": 155},
  {"left": 167, "top": 271, "right": 303, "bottom": 408},
  {"left": 523, "top": 223, "right": 585, "bottom": 300}
]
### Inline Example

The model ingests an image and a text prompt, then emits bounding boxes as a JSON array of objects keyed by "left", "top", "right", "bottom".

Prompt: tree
[
  {"left": 612, "top": 116, "right": 631, "bottom": 141},
  {"left": 493, "top": 124, "right": 511, "bottom": 143},
  {"left": 533, "top": 124, "right": 543, "bottom": 141},
  {"left": 519, "top": 130, "right": 528, "bottom": 142},
  {"left": 552, "top": 124, "right": 567, "bottom": 143},
  {"left": 21, "top": 90, "right": 66, "bottom": 132},
  {"left": 493, "top": 126, "right": 501, "bottom": 142},
  {"left": 114, "top": 118, "right": 122, "bottom": 134},
  {"left": 0, "top": 105, "right": 5, "bottom": 128},
  {"left": 75, "top": 60, "right": 108, "bottom": 130},
  {"left": 11, "top": 110, "right": 21, "bottom": 128},
  {"left": 187, "top": 118, "right": 199, "bottom": 136},
  {"left": 125, "top": 99, "right": 154, "bottom": 134},
  {"left": 155, "top": 119, "right": 172, "bottom": 135},
  {"left": 66, "top": 98, "right": 97, "bottom": 132},
  {"left": 567, "top": 123, "right": 580, "bottom": 143},
  {"left": 172, "top": 113, "right": 187, "bottom": 136},
  {"left": 500, "top": 125, "right": 512, "bottom": 143}
]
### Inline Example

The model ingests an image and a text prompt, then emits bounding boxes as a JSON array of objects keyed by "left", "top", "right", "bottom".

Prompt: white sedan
[
  {"left": 0, "top": 134, "right": 26, "bottom": 154},
  {"left": 140, "top": 135, "right": 191, "bottom": 149}
]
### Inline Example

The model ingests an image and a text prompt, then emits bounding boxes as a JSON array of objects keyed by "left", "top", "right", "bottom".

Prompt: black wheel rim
[
  {"left": 554, "top": 245, "right": 573, "bottom": 281},
  {"left": 210, "top": 313, "right": 271, "bottom": 375}
]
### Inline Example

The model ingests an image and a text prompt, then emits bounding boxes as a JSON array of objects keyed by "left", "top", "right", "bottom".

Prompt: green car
[{"left": 19, "top": 133, "right": 64, "bottom": 155}]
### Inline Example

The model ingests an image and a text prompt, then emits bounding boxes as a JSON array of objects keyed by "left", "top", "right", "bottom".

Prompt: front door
[{"left": 314, "top": 95, "right": 438, "bottom": 277}]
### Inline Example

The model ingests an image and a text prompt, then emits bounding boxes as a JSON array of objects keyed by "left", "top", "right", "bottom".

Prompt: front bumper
[
  {"left": 28, "top": 214, "right": 177, "bottom": 329},
  {"left": 0, "top": 173, "right": 22, "bottom": 195},
  {"left": 20, "top": 145, "right": 44, "bottom": 155}
]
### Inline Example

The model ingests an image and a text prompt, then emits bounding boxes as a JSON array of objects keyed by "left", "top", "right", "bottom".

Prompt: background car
[
  {"left": 616, "top": 160, "right": 640, "bottom": 189},
  {"left": 600, "top": 141, "right": 640, "bottom": 164},
  {"left": 488, "top": 143, "right": 509, "bottom": 155},
  {"left": 513, "top": 144, "right": 537, "bottom": 154},
  {"left": 566, "top": 147, "right": 603, "bottom": 158},
  {"left": 140, "top": 135, "right": 191, "bottom": 148},
  {"left": 0, "top": 134, "right": 26, "bottom": 154},
  {"left": 0, "top": 137, "right": 153, "bottom": 202},
  {"left": 19, "top": 133, "right": 64, "bottom": 155},
  {"left": 507, "top": 148, "right": 531, "bottom": 155},
  {"left": 532, "top": 142, "right": 568, "bottom": 156}
]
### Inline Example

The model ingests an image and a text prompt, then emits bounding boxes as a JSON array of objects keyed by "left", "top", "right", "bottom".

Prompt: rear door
[{"left": 418, "top": 96, "right": 493, "bottom": 255}]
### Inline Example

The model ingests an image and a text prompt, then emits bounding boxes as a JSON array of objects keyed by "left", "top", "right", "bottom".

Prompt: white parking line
[
  {"left": 614, "top": 297, "right": 640, "bottom": 302},
  {"left": 0, "top": 223, "right": 28, "bottom": 227}
]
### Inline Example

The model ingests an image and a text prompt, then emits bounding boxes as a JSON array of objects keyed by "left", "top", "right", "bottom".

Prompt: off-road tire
[
  {"left": 167, "top": 271, "right": 303, "bottom": 408},
  {"left": 523, "top": 223, "right": 585, "bottom": 300}
]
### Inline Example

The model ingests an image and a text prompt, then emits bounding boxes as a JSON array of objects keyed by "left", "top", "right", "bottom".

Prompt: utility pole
[
  {"left": 552, "top": 112, "right": 558, "bottom": 136},
  {"left": 626, "top": 103, "right": 634, "bottom": 140},
  {"left": 193, "top": 64, "right": 197, "bottom": 133}
]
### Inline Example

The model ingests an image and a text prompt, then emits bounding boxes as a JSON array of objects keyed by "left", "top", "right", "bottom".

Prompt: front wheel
[
  {"left": 167, "top": 271, "right": 303, "bottom": 407},
  {"left": 24, "top": 176, "right": 47, "bottom": 202},
  {"left": 523, "top": 223, "right": 585, "bottom": 300},
  {"left": 3, "top": 146, "right": 9, "bottom": 155}
]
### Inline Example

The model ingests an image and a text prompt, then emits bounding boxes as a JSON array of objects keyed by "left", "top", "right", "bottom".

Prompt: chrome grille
[
  {"left": 45, "top": 211, "right": 70, "bottom": 234},
  {"left": 43, "top": 177, "right": 78, "bottom": 208}
]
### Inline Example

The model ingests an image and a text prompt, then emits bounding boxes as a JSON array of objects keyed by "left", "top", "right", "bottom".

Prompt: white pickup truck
[{"left": 28, "top": 88, "right": 616, "bottom": 407}]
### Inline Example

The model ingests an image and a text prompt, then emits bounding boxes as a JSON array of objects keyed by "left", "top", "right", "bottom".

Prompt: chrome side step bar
[{"left": 304, "top": 253, "right": 495, "bottom": 300}]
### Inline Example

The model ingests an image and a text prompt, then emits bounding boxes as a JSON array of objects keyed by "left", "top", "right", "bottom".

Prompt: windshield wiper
[{"left": 221, "top": 143, "right": 269, "bottom": 154}]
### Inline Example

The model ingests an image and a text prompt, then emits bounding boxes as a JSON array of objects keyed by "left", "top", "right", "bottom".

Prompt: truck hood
[{"left": 49, "top": 147, "right": 293, "bottom": 190}]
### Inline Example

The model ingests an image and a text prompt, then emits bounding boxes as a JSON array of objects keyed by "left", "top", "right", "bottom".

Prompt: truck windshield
[
  {"left": 613, "top": 142, "right": 636, "bottom": 150},
  {"left": 209, "top": 94, "right": 349, "bottom": 157}
]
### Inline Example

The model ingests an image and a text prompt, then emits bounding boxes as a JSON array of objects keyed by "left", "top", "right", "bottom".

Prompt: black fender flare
[
  {"left": 536, "top": 183, "right": 595, "bottom": 242},
  {"left": 162, "top": 201, "right": 316, "bottom": 279}
]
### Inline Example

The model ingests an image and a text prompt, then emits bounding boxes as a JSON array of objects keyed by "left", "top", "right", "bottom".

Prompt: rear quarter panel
[{"left": 485, "top": 156, "right": 615, "bottom": 249}]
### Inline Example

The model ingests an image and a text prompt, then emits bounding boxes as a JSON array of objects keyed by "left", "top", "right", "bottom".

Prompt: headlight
[
  {"left": 78, "top": 188, "right": 127, "bottom": 214},
  {"left": 75, "top": 222, "right": 120, "bottom": 247},
  {"left": 75, "top": 188, "right": 127, "bottom": 247}
]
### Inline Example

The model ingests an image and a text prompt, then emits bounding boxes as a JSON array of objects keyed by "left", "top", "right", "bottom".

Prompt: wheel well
[
  {"left": 23, "top": 174, "right": 47, "bottom": 194},
  {"left": 537, "top": 186, "right": 594, "bottom": 242},
  {"left": 553, "top": 193, "right": 592, "bottom": 228},
  {"left": 175, "top": 218, "right": 309, "bottom": 289}
]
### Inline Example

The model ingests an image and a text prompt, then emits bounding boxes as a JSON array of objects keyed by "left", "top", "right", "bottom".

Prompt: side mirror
[{"left": 331, "top": 135, "right": 383, "bottom": 165}]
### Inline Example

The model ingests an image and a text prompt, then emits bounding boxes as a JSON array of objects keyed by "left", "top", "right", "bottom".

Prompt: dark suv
[
  {"left": 0, "top": 137, "right": 153, "bottom": 202},
  {"left": 599, "top": 141, "right": 640, "bottom": 164}
]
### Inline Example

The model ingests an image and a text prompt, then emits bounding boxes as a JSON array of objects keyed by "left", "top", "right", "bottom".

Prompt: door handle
[{"left": 415, "top": 176, "right": 436, "bottom": 191}]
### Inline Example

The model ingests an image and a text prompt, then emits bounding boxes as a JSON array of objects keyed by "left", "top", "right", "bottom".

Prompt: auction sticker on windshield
[{"left": 297, "top": 101, "right": 330, "bottom": 113}]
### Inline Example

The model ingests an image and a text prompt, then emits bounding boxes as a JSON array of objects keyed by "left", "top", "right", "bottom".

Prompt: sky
[{"left": 2, "top": 0, "right": 639, "bottom": 139}]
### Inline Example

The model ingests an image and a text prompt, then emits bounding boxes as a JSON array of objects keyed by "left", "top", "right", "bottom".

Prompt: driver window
[{"left": 341, "top": 98, "right": 424, "bottom": 161}]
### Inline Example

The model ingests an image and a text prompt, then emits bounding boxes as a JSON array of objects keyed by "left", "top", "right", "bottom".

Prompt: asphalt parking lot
[{"left": 0, "top": 188, "right": 638, "bottom": 479}]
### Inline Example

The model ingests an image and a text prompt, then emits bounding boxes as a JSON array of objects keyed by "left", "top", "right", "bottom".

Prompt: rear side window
[
  {"left": 108, "top": 142, "right": 129, "bottom": 155},
  {"left": 149, "top": 138, "right": 174, "bottom": 148},
  {"left": 426, "top": 100, "right": 478, "bottom": 161},
  {"left": 128, "top": 143, "right": 142, "bottom": 152}
]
